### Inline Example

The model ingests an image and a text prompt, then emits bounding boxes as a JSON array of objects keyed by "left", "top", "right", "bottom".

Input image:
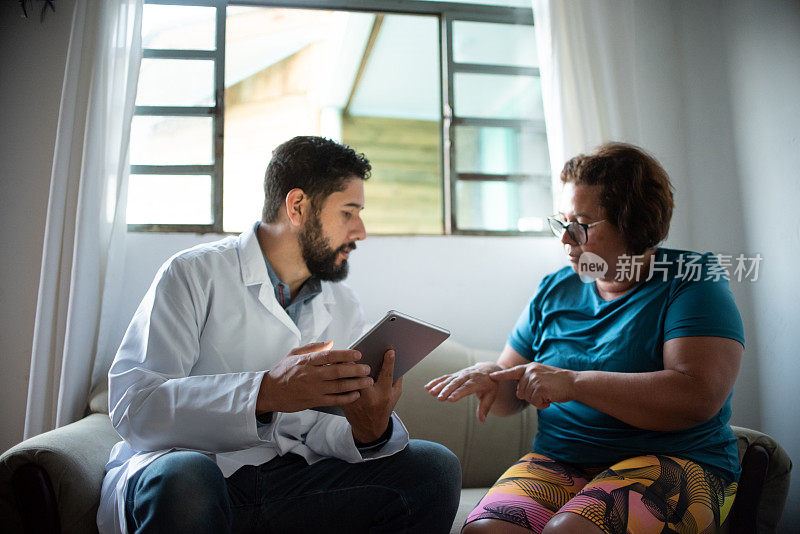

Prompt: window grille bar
[
  {"left": 143, "top": 49, "right": 216, "bottom": 59},
  {"left": 127, "top": 224, "right": 218, "bottom": 233},
  {"left": 452, "top": 63, "right": 539, "bottom": 77},
  {"left": 453, "top": 117, "right": 546, "bottom": 130},
  {"left": 145, "top": 0, "right": 216, "bottom": 7},
  {"left": 228, "top": 1, "right": 532, "bottom": 24},
  {"left": 442, "top": 13, "right": 456, "bottom": 234},
  {"left": 131, "top": 165, "right": 216, "bottom": 174},
  {"left": 135, "top": 106, "right": 214, "bottom": 116},
  {"left": 456, "top": 173, "right": 551, "bottom": 182},
  {"left": 212, "top": 0, "right": 226, "bottom": 233}
]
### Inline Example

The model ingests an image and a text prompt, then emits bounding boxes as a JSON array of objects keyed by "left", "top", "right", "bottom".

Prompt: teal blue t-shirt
[{"left": 508, "top": 248, "right": 745, "bottom": 481}]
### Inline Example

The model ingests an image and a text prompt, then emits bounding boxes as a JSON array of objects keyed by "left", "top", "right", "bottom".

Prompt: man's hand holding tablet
[
  {"left": 314, "top": 311, "right": 450, "bottom": 416},
  {"left": 341, "top": 349, "right": 403, "bottom": 444}
]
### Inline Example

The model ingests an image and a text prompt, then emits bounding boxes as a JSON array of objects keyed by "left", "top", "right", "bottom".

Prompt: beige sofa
[{"left": 0, "top": 340, "right": 792, "bottom": 533}]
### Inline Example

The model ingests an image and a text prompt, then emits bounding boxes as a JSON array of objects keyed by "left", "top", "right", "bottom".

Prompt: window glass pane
[
  {"left": 453, "top": 21, "right": 537, "bottom": 68},
  {"left": 127, "top": 175, "right": 212, "bottom": 224},
  {"left": 345, "top": 116, "right": 442, "bottom": 234},
  {"left": 456, "top": 179, "right": 552, "bottom": 231},
  {"left": 130, "top": 116, "right": 213, "bottom": 165},
  {"left": 136, "top": 59, "right": 215, "bottom": 106},
  {"left": 455, "top": 125, "right": 549, "bottom": 175},
  {"left": 223, "top": 7, "right": 441, "bottom": 234},
  {"left": 454, "top": 73, "right": 543, "bottom": 120},
  {"left": 142, "top": 5, "right": 216, "bottom": 50}
]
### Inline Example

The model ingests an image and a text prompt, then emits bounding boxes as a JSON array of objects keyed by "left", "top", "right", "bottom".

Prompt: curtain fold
[
  {"left": 24, "top": 0, "right": 142, "bottom": 439},
  {"left": 533, "top": 0, "right": 641, "bottom": 182}
]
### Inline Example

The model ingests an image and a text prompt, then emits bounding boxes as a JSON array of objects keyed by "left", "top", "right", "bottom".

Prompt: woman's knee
[
  {"left": 542, "top": 512, "right": 604, "bottom": 534},
  {"left": 463, "top": 518, "right": 533, "bottom": 534}
]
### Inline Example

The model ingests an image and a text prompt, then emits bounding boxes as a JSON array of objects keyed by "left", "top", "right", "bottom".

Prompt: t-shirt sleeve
[
  {"left": 508, "top": 299, "right": 537, "bottom": 361},
  {"left": 508, "top": 274, "right": 555, "bottom": 361},
  {"left": 664, "top": 273, "right": 745, "bottom": 347}
]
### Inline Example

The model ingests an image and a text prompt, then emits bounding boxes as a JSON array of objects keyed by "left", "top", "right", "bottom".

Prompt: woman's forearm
[{"left": 570, "top": 369, "right": 720, "bottom": 431}]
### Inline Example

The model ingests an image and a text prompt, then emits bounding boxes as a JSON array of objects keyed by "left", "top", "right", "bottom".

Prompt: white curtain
[
  {"left": 24, "top": 0, "right": 142, "bottom": 439},
  {"left": 532, "top": 0, "right": 641, "bottom": 180}
]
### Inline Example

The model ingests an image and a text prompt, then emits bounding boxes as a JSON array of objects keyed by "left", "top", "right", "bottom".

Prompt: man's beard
[{"left": 298, "top": 211, "right": 356, "bottom": 282}]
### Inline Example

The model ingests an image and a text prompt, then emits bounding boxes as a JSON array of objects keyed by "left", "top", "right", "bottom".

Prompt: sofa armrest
[
  {"left": 0, "top": 413, "right": 121, "bottom": 534},
  {"left": 730, "top": 425, "right": 792, "bottom": 534}
]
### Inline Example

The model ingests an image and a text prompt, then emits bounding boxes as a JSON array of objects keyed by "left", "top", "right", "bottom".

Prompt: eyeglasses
[{"left": 547, "top": 215, "right": 606, "bottom": 245}]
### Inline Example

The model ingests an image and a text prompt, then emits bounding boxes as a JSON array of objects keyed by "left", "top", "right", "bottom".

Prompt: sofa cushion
[
  {"left": 395, "top": 339, "right": 537, "bottom": 488},
  {"left": 88, "top": 385, "right": 109, "bottom": 415},
  {"left": 451, "top": 487, "right": 488, "bottom": 533}
]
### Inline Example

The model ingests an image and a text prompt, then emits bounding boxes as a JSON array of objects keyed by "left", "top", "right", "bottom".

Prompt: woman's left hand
[{"left": 490, "top": 363, "right": 577, "bottom": 409}]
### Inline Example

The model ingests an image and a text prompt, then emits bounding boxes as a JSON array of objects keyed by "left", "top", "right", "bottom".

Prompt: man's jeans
[{"left": 124, "top": 440, "right": 461, "bottom": 533}]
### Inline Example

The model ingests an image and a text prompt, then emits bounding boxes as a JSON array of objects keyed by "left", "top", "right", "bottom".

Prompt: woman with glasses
[{"left": 427, "top": 143, "right": 744, "bottom": 534}]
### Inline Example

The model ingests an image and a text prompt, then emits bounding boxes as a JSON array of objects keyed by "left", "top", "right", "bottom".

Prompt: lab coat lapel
[
  {"left": 258, "top": 282, "right": 301, "bottom": 339},
  {"left": 238, "top": 224, "right": 301, "bottom": 341},
  {"left": 301, "top": 283, "right": 335, "bottom": 344}
]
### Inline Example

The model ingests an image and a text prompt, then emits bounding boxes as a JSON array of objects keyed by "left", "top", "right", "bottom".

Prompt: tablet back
[
  {"left": 353, "top": 310, "right": 450, "bottom": 381},
  {"left": 313, "top": 310, "right": 449, "bottom": 416}
]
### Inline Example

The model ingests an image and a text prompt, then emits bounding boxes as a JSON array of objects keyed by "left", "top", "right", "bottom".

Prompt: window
[{"left": 129, "top": 0, "right": 550, "bottom": 235}]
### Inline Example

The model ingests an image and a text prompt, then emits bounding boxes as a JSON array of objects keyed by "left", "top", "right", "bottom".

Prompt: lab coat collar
[
  {"left": 238, "top": 223, "right": 298, "bottom": 337},
  {"left": 239, "top": 222, "right": 268, "bottom": 287},
  {"left": 238, "top": 222, "right": 335, "bottom": 341}
]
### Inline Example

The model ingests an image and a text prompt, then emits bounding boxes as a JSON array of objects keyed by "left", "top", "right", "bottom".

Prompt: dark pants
[{"left": 124, "top": 440, "right": 461, "bottom": 534}]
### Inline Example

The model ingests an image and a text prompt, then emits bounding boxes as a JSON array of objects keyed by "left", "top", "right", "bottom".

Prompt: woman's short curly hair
[{"left": 560, "top": 142, "right": 674, "bottom": 255}]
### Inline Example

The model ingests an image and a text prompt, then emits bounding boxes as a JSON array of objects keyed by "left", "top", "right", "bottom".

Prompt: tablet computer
[
  {"left": 351, "top": 310, "right": 450, "bottom": 381},
  {"left": 314, "top": 310, "right": 450, "bottom": 416}
]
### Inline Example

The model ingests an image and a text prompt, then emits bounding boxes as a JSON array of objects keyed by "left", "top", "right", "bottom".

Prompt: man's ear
[{"left": 284, "top": 188, "right": 308, "bottom": 227}]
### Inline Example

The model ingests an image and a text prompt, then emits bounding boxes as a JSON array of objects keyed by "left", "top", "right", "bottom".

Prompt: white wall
[
  {"left": 721, "top": 0, "right": 800, "bottom": 526},
  {"left": 676, "top": 0, "right": 800, "bottom": 528},
  {"left": 631, "top": 0, "right": 692, "bottom": 254},
  {"left": 0, "top": 1, "right": 76, "bottom": 452},
  {"left": 117, "top": 233, "right": 565, "bottom": 355},
  {"left": 676, "top": 0, "right": 766, "bottom": 436}
]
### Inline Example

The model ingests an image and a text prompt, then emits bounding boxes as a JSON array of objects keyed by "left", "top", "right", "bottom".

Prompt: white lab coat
[{"left": 96, "top": 223, "right": 409, "bottom": 534}]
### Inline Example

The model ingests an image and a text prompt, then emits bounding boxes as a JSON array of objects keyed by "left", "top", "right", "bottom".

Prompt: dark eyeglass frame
[{"left": 547, "top": 215, "right": 606, "bottom": 246}]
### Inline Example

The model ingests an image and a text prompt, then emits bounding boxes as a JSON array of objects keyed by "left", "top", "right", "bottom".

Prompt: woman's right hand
[{"left": 424, "top": 362, "right": 502, "bottom": 422}]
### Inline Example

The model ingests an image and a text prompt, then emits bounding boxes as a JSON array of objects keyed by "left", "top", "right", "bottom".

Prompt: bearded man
[{"left": 97, "top": 136, "right": 461, "bottom": 534}]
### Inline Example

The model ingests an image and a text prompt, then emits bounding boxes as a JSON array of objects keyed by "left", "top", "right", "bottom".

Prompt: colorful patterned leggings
[{"left": 464, "top": 453, "right": 737, "bottom": 534}]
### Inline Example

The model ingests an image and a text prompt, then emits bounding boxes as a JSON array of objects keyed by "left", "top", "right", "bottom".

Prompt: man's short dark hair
[
  {"left": 560, "top": 142, "right": 674, "bottom": 255},
  {"left": 262, "top": 136, "right": 371, "bottom": 223}
]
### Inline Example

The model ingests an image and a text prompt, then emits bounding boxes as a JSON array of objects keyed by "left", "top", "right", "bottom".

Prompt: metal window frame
[
  {"left": 442, "top": 10, "right": 550, "bottom": 236},
  {"left": 131, "top": 0, "right": 549, "bottom": 236},
  {"left": 132, "top": 0, "right": 226, "bottom": 234}
]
